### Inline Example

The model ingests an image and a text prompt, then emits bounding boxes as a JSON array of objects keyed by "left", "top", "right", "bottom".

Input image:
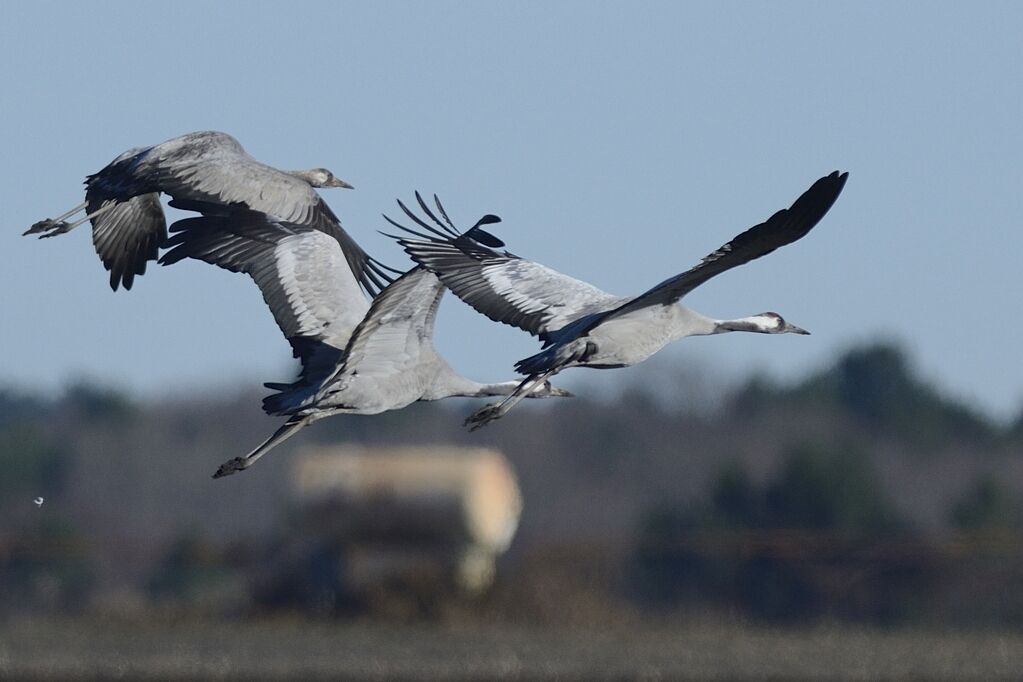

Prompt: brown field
[{"left": 1, "top": 617, "right": 1022, "bottom": 680}]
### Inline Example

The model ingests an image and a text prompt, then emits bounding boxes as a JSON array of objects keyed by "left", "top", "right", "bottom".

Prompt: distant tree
[
  {"left": 709, "top": 461, "right": 761, "bottom": 529},
  {"left": 833, "top": 344, "right": 992, "bottom": 444},
  {"left": 60, "top": 380, "right": 136, "bottom": 422},
  {"left": 763, "top": 442, "right": 902, "bottom": 533},
  {"left": 1007, "top": 406, "right": 1023, "bottom": 443},
  {"left": 727, "top": 374, "right": 781, "bottom": 418},
  {"left": 0, "top": 517, "right": 95, "bottom": 612},
  {"left": 0, "top": 425, "right": 67, "bottom": 508},
  {"left": 632, "top": 442, "right": 912, "bottom": 621},
  {"left": 631, "top": 503, "right": 714, "bottom": 606},
  {"left": 835, "top": 344, "right": 912, "bottom": 425},
  {"left": 729, "top": 342, "right": 996, "bottom": 448},
  {"left": 0, "top": 387, "right": 47, "bottom": 431},
  {"left": 950, "top": 475, "right": 1019, "bottom": 530},
  {"left": 147, "top": 533, "right": 232, "bottom": 603}
]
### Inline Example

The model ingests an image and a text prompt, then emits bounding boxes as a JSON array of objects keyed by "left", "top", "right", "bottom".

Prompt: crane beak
[
  {"left": 329, "top": 177, "right": 354, "bottom": 189},
  {"left": 784, "top": 322, "right": 810, "bottom": 335}
]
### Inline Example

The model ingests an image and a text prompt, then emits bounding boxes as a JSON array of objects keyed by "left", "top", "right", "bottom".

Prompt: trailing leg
[
  {"left": 212, "top": 414, "right": 313, "bottom": 478},
  {"left": 464, "top": 370, "right": 558, "bottom": 431},
  {"left": 23, "top": 201, "right": 88, "bottom": 236},
  {"left": 24, "top": 201, "right": 121, "bottom": 238}
]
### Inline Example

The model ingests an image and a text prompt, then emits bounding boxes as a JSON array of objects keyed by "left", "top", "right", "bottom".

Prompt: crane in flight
[
  {"left": 388, "top": 171, "right": 848, "bottom": 429},
  {"left": 160, "top": 196, "right": 571, "bottom": 477},
  {"left": 25, "top": 130, "right": 395, "bottom": 294}
]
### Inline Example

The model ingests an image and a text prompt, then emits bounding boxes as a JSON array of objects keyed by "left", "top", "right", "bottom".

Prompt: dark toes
[
  {"left": 464, "top": 406, "right": 501, "bottom": 431},
  {"left": 33, "top": 221, "right": 72, "bottom": 238},
  {"left": 212, "top": 457, "right": 246, "bottom": 479},
  {"left": 23, "top": 219, "right": 56, "bottom": 236}
]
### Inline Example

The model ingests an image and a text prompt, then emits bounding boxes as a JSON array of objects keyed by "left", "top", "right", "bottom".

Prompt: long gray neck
[
  {"left": 713, "top": 316, "right": 771, "bottom": 334},
  {"left": 423, "top": 367, "right": 521, "bottom": 400},
  {"left": 286, "top": 169, "right": 321, "bottom": 185},
  {"left": 669, "top": 306, "right": 773, "bottom": 338},
  {"left": 668, "top": 305, "right": 720, "bottom": 338},
  {"left": 446, "top": 377, "right": 522, "bottom": 399}
]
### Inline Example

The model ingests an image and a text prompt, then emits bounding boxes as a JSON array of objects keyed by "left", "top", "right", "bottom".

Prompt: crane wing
[
  {"left": 385, "top": 197, "right": 622, "bottom": 339},
  {"left": 326, "top": 266, "right": 445, "bottom": 385},
  {"left": 309, "top": 202, "right": 399, "bottom": 297},
  {"left": 87, "top": 192, "right": 166, "bottom": 291},
  {"left": 141, "top": 131, "right": 397, "bottom": 296},
  {"left": 160, "top": 208, "right": 371, "bottom": 387},
  {"left": 593, "top": 171, "right": 848, "bottom": 326}
]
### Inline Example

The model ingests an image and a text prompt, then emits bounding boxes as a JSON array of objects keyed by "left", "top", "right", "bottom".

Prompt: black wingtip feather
[
  {"left": 474, "top": 214, "right": 502, "bottom": 227},
  {"left": 415, "top": 191, "right": 459, "bottom": 238},
  {"left": 396, "top": 198, "right": 451, "bottom": 240},
  {"left": 381, "top": 212, "right": 432, "bottom": 240},
  {"left": 794, "top": 170, "right": 848, "bottom": 232},
  {"left": 433, "top": 195, "right": 457, "bottom": 230},
  {"left": 369, "top": 257, "right": 404, "bottom": 276},
  {"left": 463, "top": 226, "right": 504, "bottom": 249},
  {"left": 383, "top": 195, "right": 506, "bottom": 252},
  {"left": 464, "top": 214, "right": 504, "bottom": 247}
]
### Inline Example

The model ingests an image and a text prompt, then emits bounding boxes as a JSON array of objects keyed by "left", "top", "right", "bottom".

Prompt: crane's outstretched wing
[
  {"left": 140, "top": 131, "right": 398, "bottom": 296},
  {"left": 593, "top": 171, "right": 848, "bottom": 326},
  {"left": 145, "top": 132, "right": 325, "bottom": 228},
  {"left": 385, "top": 194, "right": 623, "bottom": 339},
  {"left": 160, "top": 208, "right": 371, "bottom": 387},
  {"left": 308, "top": 202, "right": 399, "bottom": 297},
  {"left": 88, "top": 192, "right": 166, "bottom": 291},
  {"left": 322, "top": 266, "right": 445, "bottom": 388}
]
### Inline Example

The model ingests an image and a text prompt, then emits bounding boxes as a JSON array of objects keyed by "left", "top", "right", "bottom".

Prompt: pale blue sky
[{"left": 2, "top": 2, "right": 1021, "bottom": 418}]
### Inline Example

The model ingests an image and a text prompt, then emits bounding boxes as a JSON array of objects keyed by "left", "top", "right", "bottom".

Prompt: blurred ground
[
  {"left": 4, "top": 345, "right": 1023, "bottom": 678},
  {"left": 2, "top": 616, "right": 1022, "bottom": 681}
]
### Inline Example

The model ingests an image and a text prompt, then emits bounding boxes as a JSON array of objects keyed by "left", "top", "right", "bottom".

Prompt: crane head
[
  {"left": 757, "top": 312, "right": 810, "bottom": 335},
  {"left": 294, "top": 168, "right": 354, "bottom": 189}
]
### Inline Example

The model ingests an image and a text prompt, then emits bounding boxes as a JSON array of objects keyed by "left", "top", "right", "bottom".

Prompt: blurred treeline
[{"left": 2, "top": 341, "right": 1023, "bottom": 626}]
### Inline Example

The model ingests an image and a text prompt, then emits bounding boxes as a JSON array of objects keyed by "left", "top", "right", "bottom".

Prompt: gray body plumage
[
  {"left": 391, "top": 173, "right": 849, "bottom": 428},
  {"left": 26, "top": 130, "right": 393, "bottom": 294},
  {"left": 160, "top": 202, "right": 569, "bottom": 476}
]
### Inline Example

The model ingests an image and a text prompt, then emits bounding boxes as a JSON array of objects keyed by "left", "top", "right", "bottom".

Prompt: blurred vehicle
[{"left": 254, "top": 445, "right": 522, "bottom": 616}]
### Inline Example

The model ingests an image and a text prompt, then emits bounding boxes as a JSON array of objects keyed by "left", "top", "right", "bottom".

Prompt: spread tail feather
[
  {"left": 262, "top": 382, "right": 319, "bottom": 416},
  {"left": 514, "top": 338, "right": 595, "bottom": 376}
]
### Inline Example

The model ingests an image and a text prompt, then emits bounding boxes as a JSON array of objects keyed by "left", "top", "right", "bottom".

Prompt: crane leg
[
  {"left": 23, "top": 202, "right": 88, "bottom": 236},
  {"left": 464, "top": 370, "right": 558, "bottom": 431},
  {"left": 212, "top": 415, "right": 313, "bottom": 478},
  {"left": 25, "top": 201, "right": 120, "bottom": 238}
]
